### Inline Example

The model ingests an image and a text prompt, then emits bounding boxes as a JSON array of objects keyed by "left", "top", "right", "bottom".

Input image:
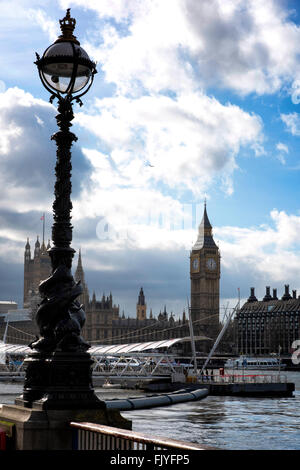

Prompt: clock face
[
  {"left": 206, "top": 258, "right": 216, "bottom": 270},
  {"left": 192, "top": 258, "right": 199, "bottom": 270}
]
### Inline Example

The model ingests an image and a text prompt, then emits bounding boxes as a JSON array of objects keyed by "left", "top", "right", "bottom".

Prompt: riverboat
[{"left": 224, "top": 356, "right": 286, "bottom": 370}]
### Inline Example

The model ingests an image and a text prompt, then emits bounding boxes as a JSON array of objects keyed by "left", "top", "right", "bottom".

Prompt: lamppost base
[
  {"left": 0, "top": 404, "right": 132, "bottom": 450},
  {"left": 15, "top": 351, "right": 104, "bottom": 410},
  {"left": 1, "top": 350, "right": 132, "bottom": 449}
]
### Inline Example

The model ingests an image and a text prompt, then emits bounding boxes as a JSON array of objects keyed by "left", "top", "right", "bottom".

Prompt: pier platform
[
  {"left": 142, "top": 373, "right": 295, "bottom": 397},
  {"left": 143, "top": 380, "right": 295, "bottom": 397},
  {"left": 190, "top": 382, "right": 295, "bottom": 397}
]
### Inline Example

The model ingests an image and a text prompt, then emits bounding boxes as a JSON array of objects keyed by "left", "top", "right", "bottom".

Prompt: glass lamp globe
[{"left": 36, "top": 9, "right": 97, "bottom": 97}]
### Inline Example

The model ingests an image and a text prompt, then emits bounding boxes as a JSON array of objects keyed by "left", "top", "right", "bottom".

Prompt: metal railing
[
  {"left": 70, "top": 422, "right": 213, "bottom": 451},
  {"left": 91, "top": 353, "right": 191, "bottom": 377}
]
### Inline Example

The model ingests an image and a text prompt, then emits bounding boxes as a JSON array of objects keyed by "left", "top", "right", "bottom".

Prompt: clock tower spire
[
  {"left": 190, "top": 202, "right": 220, "bottom": 342},
  {"left": 137, "top": 287, "right": 147, "bottom": 321}
]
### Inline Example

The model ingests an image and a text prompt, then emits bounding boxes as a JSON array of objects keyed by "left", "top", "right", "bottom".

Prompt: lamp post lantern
[{"left": 35, "top": 8, "right": 96, "bottom": 101}]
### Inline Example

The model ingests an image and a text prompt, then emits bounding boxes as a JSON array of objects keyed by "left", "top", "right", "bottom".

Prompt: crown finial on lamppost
[{"left": 56, "top": 8, "right": 80, "bottom": 45}]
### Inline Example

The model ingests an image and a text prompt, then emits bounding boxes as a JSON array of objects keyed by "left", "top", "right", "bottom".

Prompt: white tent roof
[
  {"left": 0, "top": 341, "right": 31, "bottom": 355},
  {"left": 0, "top": 336, "right": 209, "bottom": 357},
  {"left": 89, "top": 336, "right": 208, "bottom": 355}
]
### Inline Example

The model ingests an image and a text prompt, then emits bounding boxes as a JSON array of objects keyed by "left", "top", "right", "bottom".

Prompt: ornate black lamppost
[
  {"left": 32, "top": 8, "right": 97, "bottom": 354},
  {"left": 16, "top": 9, "right": 102, "bottom": 411},
  {"left": 0, "top": 11, "right": 130, "bottom": 448}
]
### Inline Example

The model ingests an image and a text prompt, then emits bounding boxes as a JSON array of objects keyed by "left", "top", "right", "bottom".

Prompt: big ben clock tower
[{"left": 190, "top": 202, "right": 220, "bottom": 340}]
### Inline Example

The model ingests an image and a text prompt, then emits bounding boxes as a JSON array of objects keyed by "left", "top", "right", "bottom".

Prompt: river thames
[{"left": 0, "top": 371, "right": 299, "bottom": 450}]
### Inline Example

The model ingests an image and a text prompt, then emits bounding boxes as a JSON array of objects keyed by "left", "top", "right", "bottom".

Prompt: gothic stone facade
[{"left": 23, "top": 236, "right": 51, "bottom": 308}]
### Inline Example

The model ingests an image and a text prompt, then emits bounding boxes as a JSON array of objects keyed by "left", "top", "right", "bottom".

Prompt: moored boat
[{"left": 224, "top": 356, "right": 286, "bottom": 370}]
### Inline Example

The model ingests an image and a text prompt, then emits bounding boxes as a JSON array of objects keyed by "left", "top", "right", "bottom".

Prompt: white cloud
[
  {"left": 0, "top": 1, "right": 58, "bottom": 85},
  {"left": 59, "top": 0, "right": 143, "bottom": 23},
  {"left": 291, "top": 78, "right": 300, "bottom": 104},
  {"left": 73, "top": 177, "right": 188, "bottom": 252},
  {"left": 0, "top": 87, "right": 91, "bottom": 215},
  {"left": 0, "top": 87, "right": 54, "bottom": 210},
  {"left": 0, "top": 81, "right": 6, "bottom": 93},
  {"left": 75, "top": 92, "right": 263, "bottom": 200},
  {"left": 276, "top": 142, "right": 288, "bottom": 154},
  {"left": 276, "top": 142, "right": 288, "bottom": 164},
  {"left": 281, "top": 112, "right": 300, "bottom": 136},
  {"left": 27, "top": 8, "right": 59, "bottom": 42},
  {"left": 216, "top": 209, "right": 300, "bottom": 288},
  {"left": 64, "top": 0, "right": 300, "bottom": 97}
]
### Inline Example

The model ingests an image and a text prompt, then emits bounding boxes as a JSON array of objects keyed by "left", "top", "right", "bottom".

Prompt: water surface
[{"left": 1, "top": 371, "right": 299, "bottom": 450}]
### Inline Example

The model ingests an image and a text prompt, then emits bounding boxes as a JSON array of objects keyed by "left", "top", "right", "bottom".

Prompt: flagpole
[{"left": 42, "top": 213, "right": 45, "bottom": 247}]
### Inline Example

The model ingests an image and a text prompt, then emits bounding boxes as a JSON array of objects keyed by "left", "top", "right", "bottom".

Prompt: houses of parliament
[{"left": 1, "top": 204, "right": 221, "bottom": 348}]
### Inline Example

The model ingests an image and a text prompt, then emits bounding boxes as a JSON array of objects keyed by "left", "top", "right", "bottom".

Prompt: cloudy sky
[{"left": 1, "top": 0, "right": 300, "bottom": 319}]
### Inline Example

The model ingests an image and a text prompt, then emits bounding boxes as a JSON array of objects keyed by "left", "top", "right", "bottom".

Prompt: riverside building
[{"left": 236, "top": 285, "right": 300, "bottom": 356}]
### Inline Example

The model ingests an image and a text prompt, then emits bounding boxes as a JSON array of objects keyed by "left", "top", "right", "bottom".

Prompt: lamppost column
[{"left": 50, "top": 96, "right": 77, "bottom": 270}]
